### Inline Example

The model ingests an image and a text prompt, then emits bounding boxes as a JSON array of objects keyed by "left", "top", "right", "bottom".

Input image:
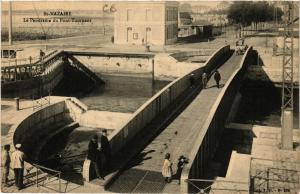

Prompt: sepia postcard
[{"left": 1, "top": 1, "right": 299, "bottom": 193}]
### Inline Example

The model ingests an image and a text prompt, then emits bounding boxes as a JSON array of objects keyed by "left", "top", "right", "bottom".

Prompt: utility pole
[
  {"left": 8, "top": 1, "right": 12, "bottom": 45},
  {"left": 281, "top": 2, "right": 294, "bottom": 150}
]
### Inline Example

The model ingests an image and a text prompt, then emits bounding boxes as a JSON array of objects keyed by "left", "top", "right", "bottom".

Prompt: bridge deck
[{"left": 107, "top": 52, "right": 244, "bottom": 193}]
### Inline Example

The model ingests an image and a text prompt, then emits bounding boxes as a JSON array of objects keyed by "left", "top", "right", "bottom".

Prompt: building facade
[{"left": 114, "top": 2, "right": 179, "bottom": 45}]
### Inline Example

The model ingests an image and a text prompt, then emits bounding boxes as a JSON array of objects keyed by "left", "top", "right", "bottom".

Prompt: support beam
[
  {"left": 281, "top": 2, "right": 294, "bottom": 150},
  {"left": 281, "top": 110, "right": 293, "bottom": 150}
]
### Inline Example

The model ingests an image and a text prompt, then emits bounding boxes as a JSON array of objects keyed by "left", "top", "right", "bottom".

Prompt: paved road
[{"left": 108, "top": 51, "right": 244, "bottom": 193}]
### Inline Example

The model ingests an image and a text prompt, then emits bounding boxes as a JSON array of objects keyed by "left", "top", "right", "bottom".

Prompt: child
[{"left": 162, "top": 153, "right": 172, "bottom": 183}]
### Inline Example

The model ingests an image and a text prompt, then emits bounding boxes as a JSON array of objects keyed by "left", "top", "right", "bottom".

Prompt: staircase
[
  {"left": 65, "top": 98, "right": 88, "bottom": 122},
  {"left": 68, "top": 55, "right": 105, "bottom": 85}
]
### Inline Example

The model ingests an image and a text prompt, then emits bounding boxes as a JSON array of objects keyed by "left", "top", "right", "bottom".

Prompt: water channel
[{"left": 39, "top": 74, "right": 170, "bottom": 184}]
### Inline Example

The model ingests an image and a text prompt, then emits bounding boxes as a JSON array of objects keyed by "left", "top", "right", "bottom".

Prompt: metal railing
[
  {"left": 32, "top": 163, "right": 62, "bottom": 193},
  {"left": 1, "top": 50, "right": 59, "bottom": 67},
  {"left": 250, "top": 157, "right": 300, "bottom": 193},
  {"left": 185, "top": 178, "right": 249, "bottom": 194}
]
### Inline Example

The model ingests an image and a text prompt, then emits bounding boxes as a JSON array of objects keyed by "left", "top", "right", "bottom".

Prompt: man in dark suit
[
  {"left": 214, "top": 70, "right": 221, "bottom": 88},
  {"left": 100, "top": 129, "right": 111, "bottom": 174},
  {"left": 87, "top": 135, "right": 103, "bottom": 179}
]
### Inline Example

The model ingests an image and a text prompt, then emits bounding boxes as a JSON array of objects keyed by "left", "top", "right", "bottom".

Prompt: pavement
[{"left": 107, "top": 51, "right": 244, "bottom": 193}]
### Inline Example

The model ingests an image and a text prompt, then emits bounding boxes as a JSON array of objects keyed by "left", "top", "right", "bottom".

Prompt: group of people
[
  {"left": 2, "top": 144, "right": 26, "bottom": 190},
  {"left": 192, "top": 70, "right": 221, "bottom": 89},
  {"left": 162, "top": 153, "right": 188, "bottom": 184},
  {"left": 87, "top": 129, "right": 111, "bottom": 180}
]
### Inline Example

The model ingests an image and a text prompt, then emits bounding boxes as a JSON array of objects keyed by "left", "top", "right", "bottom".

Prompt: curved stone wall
[{"left": 12, "top": 99, "right": 72, "bottom": 161}]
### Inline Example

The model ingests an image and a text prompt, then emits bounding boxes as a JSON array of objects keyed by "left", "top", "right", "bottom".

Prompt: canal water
[
  {"left": 80, "top": 74, "right": 170, "bottom": 113},
  {"left": 205, "top": 80, "right": 299, "bottom": 180},
  {"left": 234, "top": 80, "right": 299, "bottom": 128},
  {"left": 39, "top": 74, "right": 170, "bottom": 184}
]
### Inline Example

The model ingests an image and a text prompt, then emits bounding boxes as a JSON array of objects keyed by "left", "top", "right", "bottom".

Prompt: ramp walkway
[{"left": 106, "top": 52, "right": 245, "bottom": 193}]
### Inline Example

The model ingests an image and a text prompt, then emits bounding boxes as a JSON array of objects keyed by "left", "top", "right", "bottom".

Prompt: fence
[
  {"left": 23, "top": 163, "right": 63, "bottom": 193},
  {"left": 185, "top": 178, "right": 249, "bottom": 194},
  {"left": 1, "top": 51, "right": 65, "bottom": 98},
  {"left": 180, "top": 46, "right": 254, "bottom": 193},
  {"left": 1, "top": 50, "right": 59, "bottom": 67},
  {"left": 250, "top": 157, "right": 300, "bottom": 193}
]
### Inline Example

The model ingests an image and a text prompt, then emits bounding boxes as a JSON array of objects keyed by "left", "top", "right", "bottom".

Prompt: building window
[
  {"left": 166, "top": 9, "right": 170, "bottom": 21},
  {"left": 127, "top": 9, "right": 133, "bottom": 21},
  {"left": 133, "top": 33, "right": 138, "bottom": 40},
  {"left": 166, "top": 26, "right": 170, "bottom": 39}
]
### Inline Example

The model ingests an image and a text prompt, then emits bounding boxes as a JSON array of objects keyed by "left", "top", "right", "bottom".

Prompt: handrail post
[
  {"left": 36, "top": 167, "right": 39, "bottom": 187},
  {"left": 59, "top": 173, "right": 61, "bottom": 193}
]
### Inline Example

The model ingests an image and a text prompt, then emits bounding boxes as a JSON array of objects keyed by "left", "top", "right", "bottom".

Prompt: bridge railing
[
  {"left": 108, "top": 45, "right": 231, "bottom": 156},
  {"left": 1, "top": 50, "right": 63, "bottom": 84},
  {"left": 1, "top": 50, "right": 59, "bottom": 67},
  {"left": 180, "top": 46, "right": 254, "bottom": 193}
]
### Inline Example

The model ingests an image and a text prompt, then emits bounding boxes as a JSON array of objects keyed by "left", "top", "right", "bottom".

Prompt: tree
[
  {"left": 227, "top": 1, "right": 283, "bottom": 27},
  {"left": 180, "top": 3, "right": 192, "bottom": 13}
]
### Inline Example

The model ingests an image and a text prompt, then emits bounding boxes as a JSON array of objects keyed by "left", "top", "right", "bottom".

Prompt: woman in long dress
[{"left": 162, "top": 153, "right": 172, "bottom": 183}]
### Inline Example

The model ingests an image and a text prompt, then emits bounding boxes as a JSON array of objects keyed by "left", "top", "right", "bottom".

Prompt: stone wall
[
  {"left": 72, "top": 50, "right": 214, "bottom": 81},
  {"left": 73, "top": 55, "right": 153, "bottom": 77},
  {"left": 12, "top": 100, "right": 72, "bottom": 161},
  {"left": 247, "top": 47, "right": 299, "bottom": 83}
]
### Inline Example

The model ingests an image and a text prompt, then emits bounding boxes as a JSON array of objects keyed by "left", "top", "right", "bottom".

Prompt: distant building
[
  {"left": 192, "top": 20, "right": 213, "bottom": 38},
  {"left": 179, "top": 12, "right": 193, "bottom": 25},
  {"left": 192, "top": 13, "right": 228, "bottom": 26},
  {"left": 178, "top": 12, "right": 194, "bottom": 37},
  {"left": 114, "top": 1, "right": 179, "bottom": 45},
  {"left": 178, "top": 19, "right": 213, "bottom": 39}
]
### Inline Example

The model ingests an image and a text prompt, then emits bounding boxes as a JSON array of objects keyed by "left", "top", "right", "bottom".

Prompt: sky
[{"left": 1, "top": 1, "right": 221, "bottom": 11}]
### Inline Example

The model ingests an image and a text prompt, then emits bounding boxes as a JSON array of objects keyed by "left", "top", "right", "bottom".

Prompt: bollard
[{"left": 14, "top": 97, "right": 20, "bottom": 111}]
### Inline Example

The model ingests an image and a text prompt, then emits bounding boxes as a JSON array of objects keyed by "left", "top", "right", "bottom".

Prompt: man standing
[
  {"left": 100, "top": 129, "right": 111, "bottom": 174},
  {"left": 87, "top": 135, "right": 103, "bottom": 179},
  {"left": 39, "top": 49, "right": 45, "bottom": 61},
  {"left": 214, "top": 70, "right": 221, "bottom": 88},
  {"left": 2, "top": 144, "right": 11, "bottom": 186},
  {"left": 11, "top": 144, "right": 25, "bottom": 190},
  {"left": 202, "top": 72, "right": 208, "bottom": 89}
]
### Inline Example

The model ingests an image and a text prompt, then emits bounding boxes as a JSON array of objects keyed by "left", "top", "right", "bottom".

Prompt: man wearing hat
[
  {"left": 87, "top": 135, "right": 103, "bottom": 179},
  {"left": 100, "top": 129, "right": 111, "bottom": 175},
  {"left": 11, "top": 144, "right": 26, "bottom": 190}
]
